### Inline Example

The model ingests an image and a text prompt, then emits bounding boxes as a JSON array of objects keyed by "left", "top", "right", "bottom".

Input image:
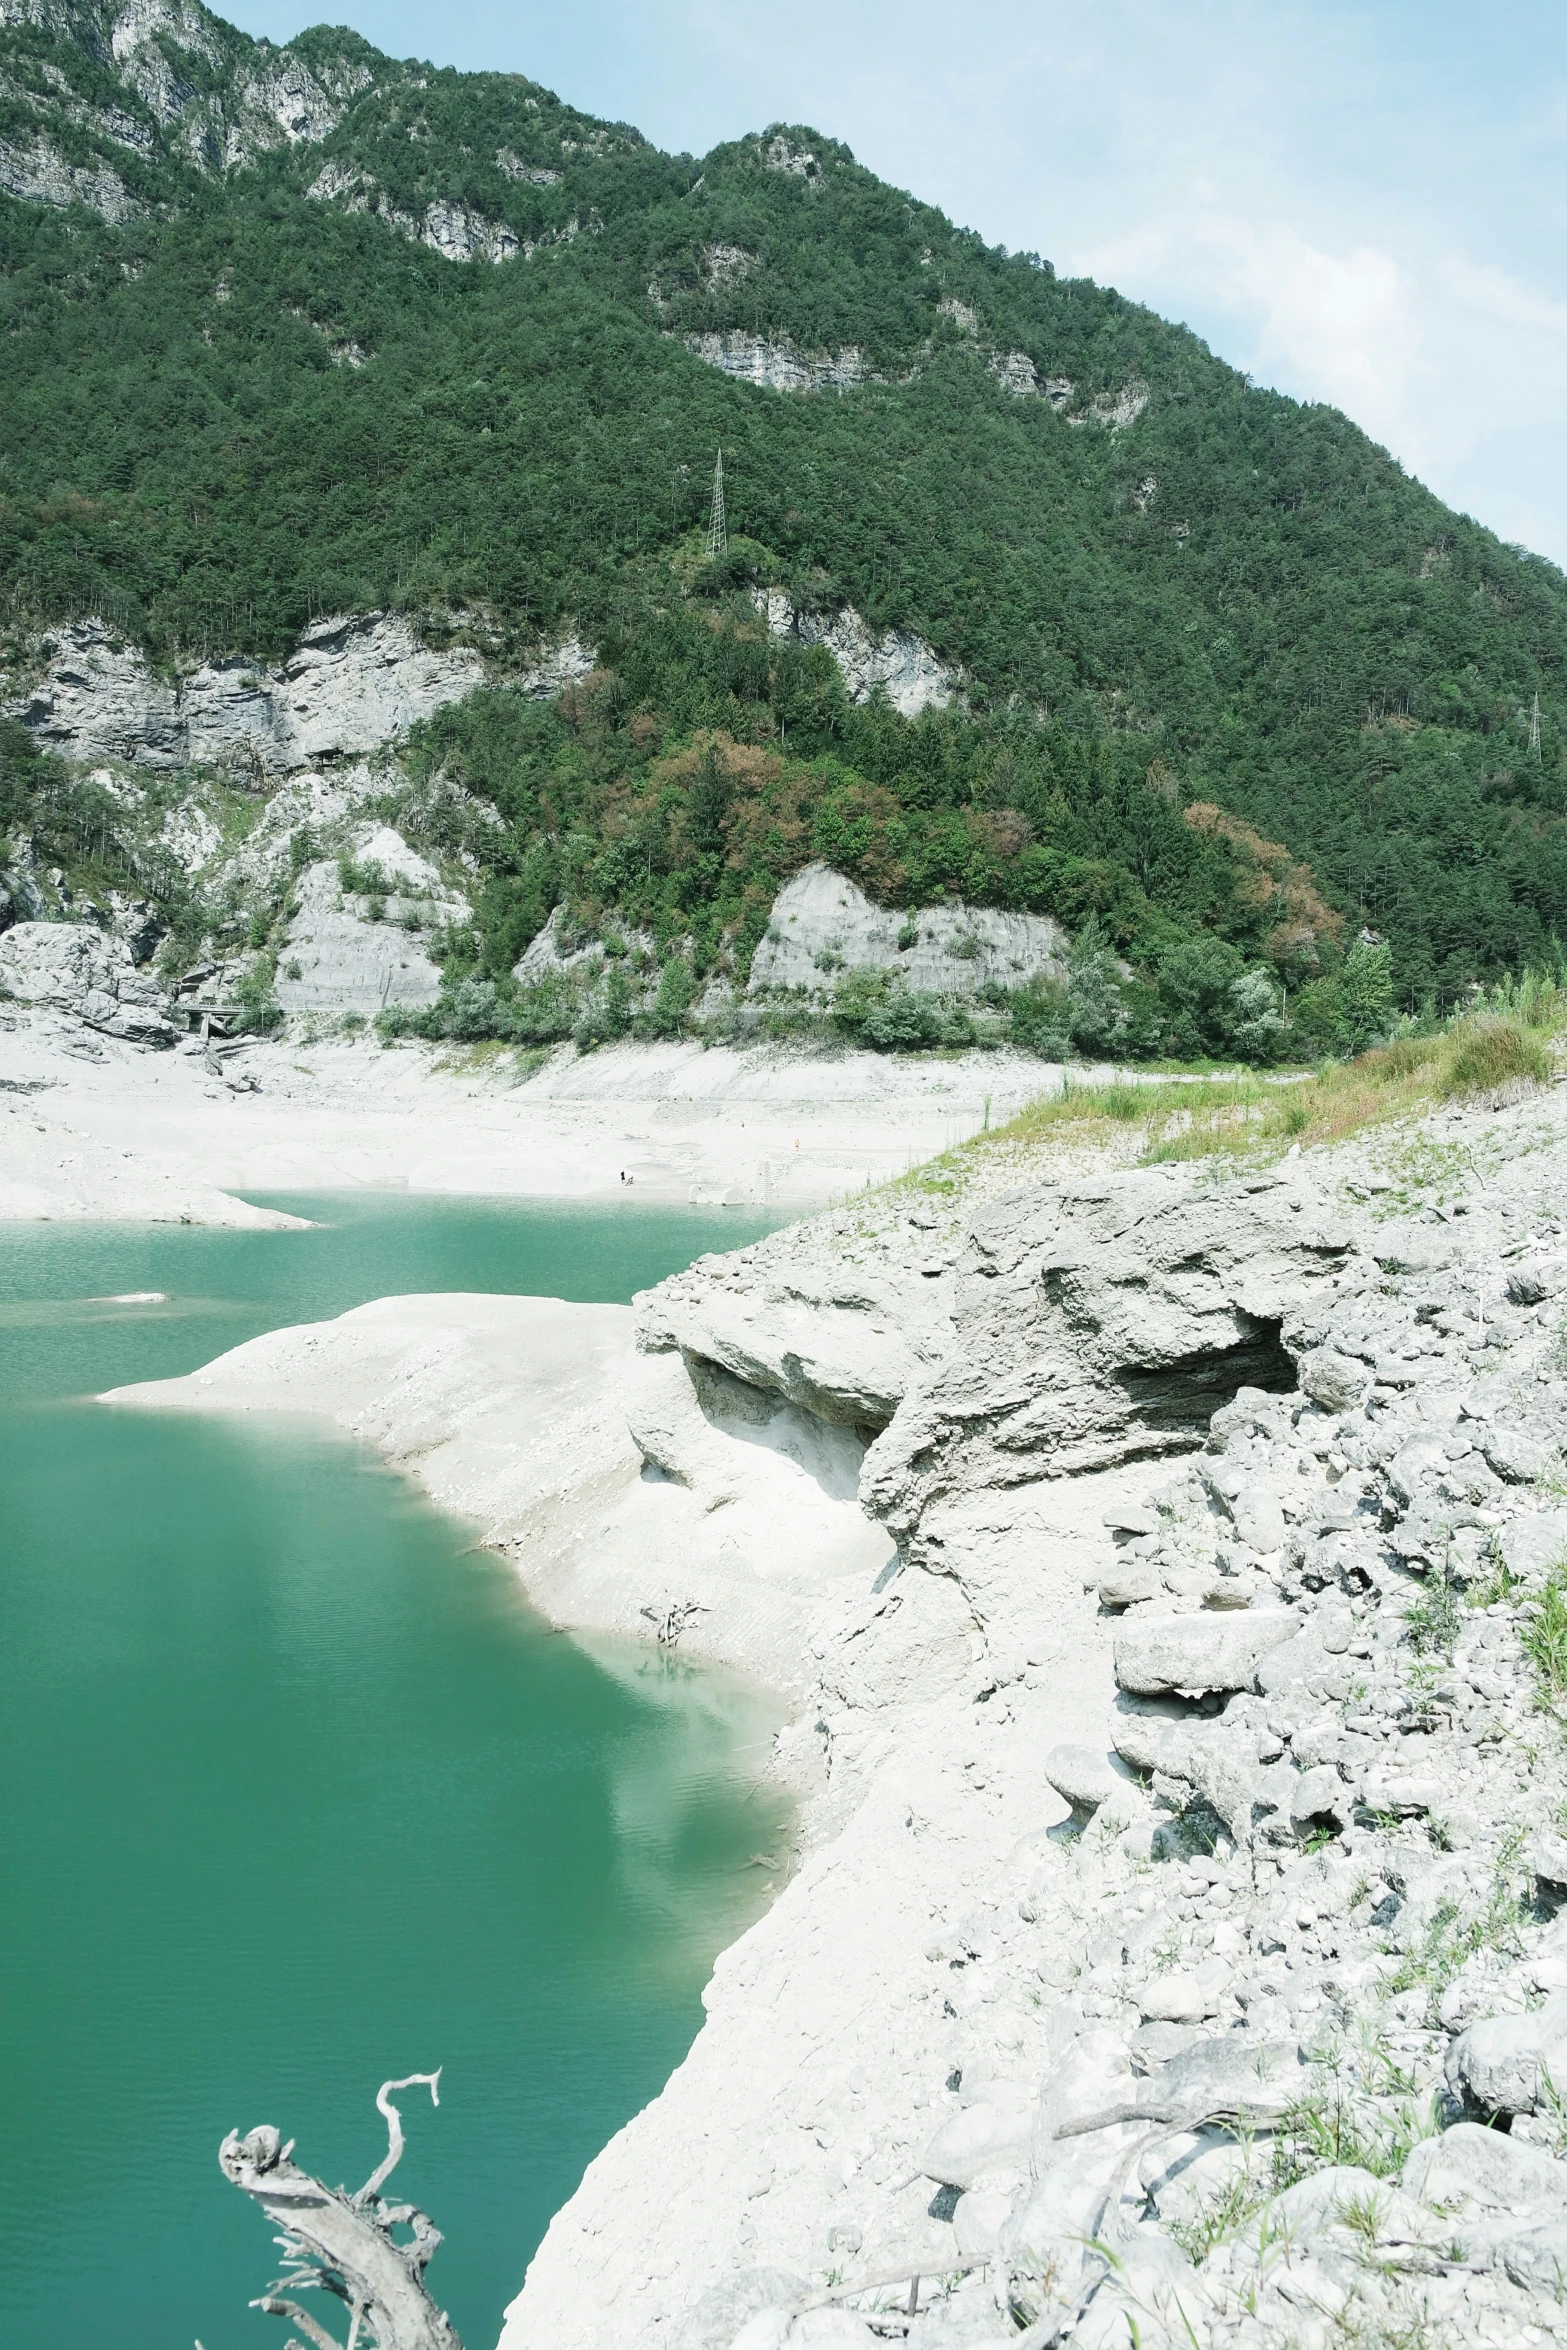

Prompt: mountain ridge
[{"left": 1, "top": 0, "right": 1566, "bottom": 1025}]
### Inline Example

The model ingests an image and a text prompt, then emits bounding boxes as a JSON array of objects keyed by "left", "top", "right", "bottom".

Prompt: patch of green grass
[
  {"left": 1467, "top": 1545, "right": 1523, "bottom": 1609},
  {"left": 1523, "top": 1567, "right": 1567, "bottom": 1717},
  {"left": 1166, "top": 2137, "right": 1268, "bottom": 2264},
  {"left": 1440, "top": 1016, "right": 1552, "bottom": 1100},
  {"left": 1403, "top": 1568, "right": 1464, "bottom": 1662},
  {"left": 1385, "top": 1837, "right": 1530, "bottom": 2013}
]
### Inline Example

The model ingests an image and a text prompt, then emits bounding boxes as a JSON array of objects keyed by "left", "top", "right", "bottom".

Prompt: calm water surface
[{"left": 0, "top": 1195, "right": 786, "bottom": 2350}]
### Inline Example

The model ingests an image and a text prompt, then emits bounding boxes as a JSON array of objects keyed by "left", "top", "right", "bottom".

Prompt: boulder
[
  {"left": 1149, "top": 2034, "right": 1305, "bottom": 2126},
  {"left": 1297, "top": 1349, "right": 1369, "bottom": 1412},
  {"left": 1533, "top": 1835, "right": 1567, "bottom": 1891},
  {"left": 1506, "top": 1260, "right": 1565, "bottom": 1306},
  {"left": 1137, "top": 1970, "right": 1226, "bottom": 2025},
  {"left": 1289, "top": 1763, "right": 1350, "bottom": 1836},
  {"left": 1483, "top": 1427, "right": 1552, "bottom": 1485},
  {"left": 1111, "top": 1694, "right": 1194, "bottom": 1774},
  {"left": 1034, "top": 2030, "right": 1138, "bottom": 2145},
  {"left": 1403, "top": 2121, "right": 1567, "bottom": 2212},
  {"left": 920, "top": 2102, "right": 1032, "bottom": 2190},
  {"left": 1098, "top": 1556, "right": 1162, "bottom": 1608},
  {"left": 951, "top": 2188, "right": 1015, "bottom": 2264},
  {"left": 1499, "top": 1511, "right": 1567, "bottom": 1591},
  {"left": 1497, "top": 2218, "right": 1567, "bottom": 2295},
  {"left": 673, "top": 2269, "right": 808, "bottom": 2350},
  {"left": 1386, "top": 1434, "right": 1448, "bottom": 1509},
  {"left": 1446, "top": 1995, "right": 1567, "bottom": 2117},
  {"left": 1043, "top": 1744, "right": 1125, "bottom": 1815},
  {"left": 1114, "top": 1609, "right": 1299, "bottom": 1696}
]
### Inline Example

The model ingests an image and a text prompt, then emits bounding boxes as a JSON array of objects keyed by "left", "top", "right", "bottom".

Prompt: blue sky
[{"left": 227, "top": 1, "right": 1567, "bottom": 568}]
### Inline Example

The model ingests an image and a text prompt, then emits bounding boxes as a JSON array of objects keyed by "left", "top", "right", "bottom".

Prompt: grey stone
[
  {"left": 1104, "top": 1504, "right": 1161, "bottom": 1536},
  {"left": 1149, "top": 2035, "right": 1305, "bottom": 2125},
  {"left": 1499, "top": 1511, "right": 1567, "bottom": 1591},
  {"left": 1372, "top": 1226, "right": 1455, "bottom": 1276},
  {"left": 1044, "top": 1744, "right": 1125, "bottom": 1814},
  {"left": 1533, "top": 1835, "right": 1567, "bottom": 1890},
  {"left": 1115, "top": 1609, "right": 1300, "bottom": 1696},
  {"left": 1403, "top": 2121, "right": 1567, "bottom": 2212},
  {"left": 920, "top": 2102, "right": 1032, "bottom": 2189},
  {"left": 1110, "top": 1695, "right": 1192, "bottom": 1773},
  {"left": 1483, "top": 1427, "right": 1552, "bottom": 1485},
  {"left": 673, "top": 2268, "right": 808, "bottom": 2350},
  {"left": 1098, "top": 1556, "right": 1163, "bottom": 1608},
  {"left": 1506, "top": 1260, "right": 1565, "bottom": 1306},
  {"left": 1297, "top": 1348, "right": 1370, "bottom": 1412},
  {"left": 1290, "top": 1763, "right": 1350, "bottom": 1835},
  {"left": 1496, "top": 2217, "right": 1567, "bottom": 2294},
  {"left": 1446, "top": 1995, "right": 1567, "bottom": 2116},
  {"left": 1387, "top": 1434, "right": 1448, "bottom": 1508}
]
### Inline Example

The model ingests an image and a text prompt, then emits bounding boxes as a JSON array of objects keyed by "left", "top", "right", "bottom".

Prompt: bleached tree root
[{"left": 220, "top": 2071, "right": 462, "bottom": 2350}]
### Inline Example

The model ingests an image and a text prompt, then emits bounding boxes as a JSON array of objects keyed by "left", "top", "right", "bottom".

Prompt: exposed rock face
[
  {"left": 11, "top": 613, "right": 486, "bottom": 774},
  {"left": 748, "top": 864, "right": 1064, "bottom": 999},
  {"left": 862, "top": 1169, "right": 1352, "bottom": 1550},
  {"left": 0, "top": 133, "right": 139, "bottom": 219},
  {"left": 276, "top": 824, "right": 469, "bottom": 1018},
  {"left": 683, "top": 332, "right": 872, "bottom": 393},
  {"left": 306, "top": 161, "right": 522, "bottom": 262},
  {"left": 0, "top": 918, "right": 176, "bottom": 1044},
  {"left": 753, "top": 590, "right": 956, "bottom": 716}
]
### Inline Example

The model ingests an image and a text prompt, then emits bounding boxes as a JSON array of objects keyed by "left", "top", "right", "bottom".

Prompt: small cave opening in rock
[{"left": 1115, "top": 1316, "right": 1296, "bottom": 1439}]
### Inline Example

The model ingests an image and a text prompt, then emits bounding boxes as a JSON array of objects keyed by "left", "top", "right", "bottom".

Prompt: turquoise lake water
[{"left": 0, "top": 1195, "right": 786, "bottom": 2350}]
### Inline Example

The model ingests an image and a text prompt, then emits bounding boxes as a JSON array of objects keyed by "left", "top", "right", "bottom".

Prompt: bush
[
  {"left": 574, "top": 966, "right": 633, "bottom": 1049},
  {"left": 644, "top": 954, "right": 697, "bottom": 1040},
  {"left": 1440, "top": 1017, "right": 1552, "bottom": 1099},
  {"left": 1067, "top": 944, "right": 1128, "bottom": 1057},
  {"left": 1009, "top": 975, "right": 1071, "bottom": 1057},
  {"left": 861, "top": 990, "right": 941, "bottom": 1049}
]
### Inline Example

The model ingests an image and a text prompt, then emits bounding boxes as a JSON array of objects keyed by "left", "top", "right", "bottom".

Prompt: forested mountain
[{"left": 2, "top": 0, "right": 1566, "bottom": 1045}]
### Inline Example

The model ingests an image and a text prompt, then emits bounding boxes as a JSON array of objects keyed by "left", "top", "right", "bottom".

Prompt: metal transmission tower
[
  {"left": 705, "top": 448, "right": 727, "bottom": 561},
  {"left": 1529, "top": 691, "right": 1542, "bottom": 760}
]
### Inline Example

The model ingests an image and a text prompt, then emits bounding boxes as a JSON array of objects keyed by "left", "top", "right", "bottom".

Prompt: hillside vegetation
[{"left": 1, "top": 0, "right": 1566, "bottom": 1043}]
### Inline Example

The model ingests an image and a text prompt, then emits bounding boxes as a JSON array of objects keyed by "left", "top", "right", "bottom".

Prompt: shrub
[
  {"left": 644, "top": 953, "right": 697, "bottom": 1039},
  {"left": 1010, "top": 976, "right": 1071, "bottom": 1058},
  {"left": 1440, "top": 1016, "right": 1551, "bottom": 1099}
]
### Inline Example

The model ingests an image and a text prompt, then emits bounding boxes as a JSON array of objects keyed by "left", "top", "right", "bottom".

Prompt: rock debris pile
[{"left": 619, "top": 1120, "right": 1567, "bottom": 2350}]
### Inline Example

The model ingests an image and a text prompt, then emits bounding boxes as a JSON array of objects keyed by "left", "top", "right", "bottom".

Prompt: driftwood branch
[{"left": 220, "top": 2072, "right": 462, "bottom": 2350}]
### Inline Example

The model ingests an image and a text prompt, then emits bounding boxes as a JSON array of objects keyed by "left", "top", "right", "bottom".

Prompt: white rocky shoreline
[{"left": 98, "top": 1063, "right": 1567, "bottom": 2350}]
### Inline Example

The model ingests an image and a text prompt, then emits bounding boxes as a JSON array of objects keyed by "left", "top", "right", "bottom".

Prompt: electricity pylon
[
  {"left": 706, "top": 448, "right": 727, "bottom": 561},
  {"left": 1529, "top": 690, "right": 1542, "bottom": 760}
]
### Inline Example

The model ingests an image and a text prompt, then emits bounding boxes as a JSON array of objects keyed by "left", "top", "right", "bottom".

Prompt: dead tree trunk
[{"left": 219, "top": 2071, "right": 462, "bottom": 2350}]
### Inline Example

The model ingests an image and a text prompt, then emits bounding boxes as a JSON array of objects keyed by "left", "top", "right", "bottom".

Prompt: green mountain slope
[{"left": 1, "top": 0, "right": 1565, "bottom": 1037}]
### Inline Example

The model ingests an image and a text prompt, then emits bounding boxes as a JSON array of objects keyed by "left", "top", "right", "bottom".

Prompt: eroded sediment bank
[{"left": 108, "top": 1075, "right": 1567, "bottom": 2350}]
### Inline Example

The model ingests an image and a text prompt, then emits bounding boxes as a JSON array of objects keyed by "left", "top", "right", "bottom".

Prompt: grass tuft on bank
[{"left": 944, "top": 1009, "right": 1563, "bottom": 1188}]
